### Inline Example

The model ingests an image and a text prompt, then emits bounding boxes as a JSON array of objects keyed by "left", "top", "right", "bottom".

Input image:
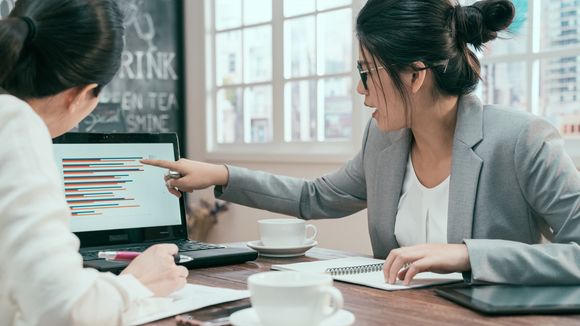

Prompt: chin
[{"left": 51, "top": 130, "right": 66, "bottom": 139}]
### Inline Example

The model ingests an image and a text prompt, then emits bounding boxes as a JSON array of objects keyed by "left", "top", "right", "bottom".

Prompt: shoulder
[
  {"left": 0, "top": 95, "right": 48, "bottom": 136},
  {"left": 0, "top": 94, "right": 34, "bottom": 116},
  {"left": 481, "top": 104, "right": 558, "bottom": 145},
  {"left": 0, "top": 95, "right": 54, "bottom": 170},
  {"left": 482, "top": 104, "right": 555, "bottom": 131},
  {"left": 477, "top": 105, "right": 566, "bottom": 174}
]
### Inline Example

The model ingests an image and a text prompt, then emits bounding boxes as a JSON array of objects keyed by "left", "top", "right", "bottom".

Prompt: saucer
[
  {"left": 230, "top": 307, "right": 355, "bottom": 326},
  {"left": 246, "top": 240, "right": 318, "bottom": 258}
]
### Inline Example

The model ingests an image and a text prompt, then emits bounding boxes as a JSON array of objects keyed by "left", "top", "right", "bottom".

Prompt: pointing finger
[{"left": 141, "top": 159, "right": 178, "bottom": 170}]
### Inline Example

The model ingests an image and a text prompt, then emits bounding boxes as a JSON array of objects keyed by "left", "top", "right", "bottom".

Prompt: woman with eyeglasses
[
  {"left": 144, "top": 0, "right": 580, "bottom": 286},
  {"left": 0, "top": 0, "right": 188, "bottom": 325}
]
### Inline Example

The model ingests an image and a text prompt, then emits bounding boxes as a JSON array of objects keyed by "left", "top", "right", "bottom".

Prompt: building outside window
[{"left": 472, "top": 0, "right": 580, "bottom": 139}]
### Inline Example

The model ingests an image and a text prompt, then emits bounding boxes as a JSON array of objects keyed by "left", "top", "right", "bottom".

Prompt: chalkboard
[{"left": 0, "top": 0, "right": 185, "bottom": 152}]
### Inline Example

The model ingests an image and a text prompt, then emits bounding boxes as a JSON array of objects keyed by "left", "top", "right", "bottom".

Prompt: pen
[
  {"left": 175, "top": 302, "right": 252, "bottom": 326},
  {"left": 97, "top": 251, "right": 193, "bottom": 264}
]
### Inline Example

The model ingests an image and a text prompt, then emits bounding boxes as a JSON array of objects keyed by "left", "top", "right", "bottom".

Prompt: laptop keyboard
[{"left": 81, "top": 239, "right": 226, "bottom": 261}]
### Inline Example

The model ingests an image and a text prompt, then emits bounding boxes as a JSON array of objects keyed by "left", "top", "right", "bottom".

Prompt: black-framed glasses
[
  {"left": 357, "top": 61, "right": 384, "bottom": 91},
  {"left": 357, "top": 59, "right": 450, "bottom": 91}
]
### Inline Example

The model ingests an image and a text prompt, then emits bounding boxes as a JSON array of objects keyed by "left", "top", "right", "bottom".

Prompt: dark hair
[
  {"left": 0, "top": 0, "right": 124, "bottom": 99},
  {"left": 356, "top": 0, "right": 515, "bottom": 106}
]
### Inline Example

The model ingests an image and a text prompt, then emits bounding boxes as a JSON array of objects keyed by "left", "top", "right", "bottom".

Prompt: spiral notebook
[{"left": 272, "top": 257, "right": 463, "bottom": 291}]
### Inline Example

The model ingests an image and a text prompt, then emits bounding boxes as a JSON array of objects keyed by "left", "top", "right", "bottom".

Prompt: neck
[
  {"left": 410, "top": 95, "right": 458, "bottom": 161},
  {"left": 26, "top": 97, "right": 64, "bottom": 138}
]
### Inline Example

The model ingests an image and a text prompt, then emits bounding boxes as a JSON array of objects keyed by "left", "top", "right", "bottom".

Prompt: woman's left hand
[{"left": 383, "top": 244, "right": 470, "bottom": 285}]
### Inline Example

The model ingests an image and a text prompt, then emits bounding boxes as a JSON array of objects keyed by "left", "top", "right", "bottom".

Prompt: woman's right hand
[
  {"left": 141, "top": 159, "right": 229, "bottom": 197},
  {"left": 121, "top": 244, "right": 189, "bottom": 296}
]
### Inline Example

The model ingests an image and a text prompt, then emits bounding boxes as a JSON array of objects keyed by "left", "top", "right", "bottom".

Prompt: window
[
  {"left": 203, "top": 0, "right": 580, "bottom": 161},
  {"left": 284, "top": 3, "right": 353, "bottom": 142},
  {"left": 214, "top": 0, "right": 273, "bottom": 144},
  {"left": 207, "top": 0, "right": 361, "bottom": 160},
  {"left": 466, "top": 0, "right": 580, "bottom": 145}
]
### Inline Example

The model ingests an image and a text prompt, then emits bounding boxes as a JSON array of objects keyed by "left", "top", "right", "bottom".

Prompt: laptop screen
[{"left": 53, "top": 133, "right": 188, "bottom": 247}]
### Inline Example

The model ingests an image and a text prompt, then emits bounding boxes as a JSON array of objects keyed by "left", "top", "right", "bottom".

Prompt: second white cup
[
  {"left": 258, "top": 218, "right": 317, "bottom": 248},
  {"left": 248, "top": 271, "right": 343, "bottom": 326}
]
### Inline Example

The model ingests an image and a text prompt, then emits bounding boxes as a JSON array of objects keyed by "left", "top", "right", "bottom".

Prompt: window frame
[
  {"left": 187, "top": 0, "right": 580, "bottom": 165},
  {"left": 199, "top": 0, "right": 367, "bottom": 163},
  {"left": 476, "top": 0, "right": 580, "bottom": 164}
]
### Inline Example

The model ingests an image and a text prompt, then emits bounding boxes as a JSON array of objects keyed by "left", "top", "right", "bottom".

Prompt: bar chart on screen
[
  {"left": 53, "top": 143, "right": 182, "bottom": 232},
  {"left": 62, "top": 156, "right": 144, "bottom": 217}
]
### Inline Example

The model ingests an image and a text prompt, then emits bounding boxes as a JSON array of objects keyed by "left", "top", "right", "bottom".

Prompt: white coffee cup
[
  {"left": 258, "top": 218, "right": 317, "bottom": 248},
  {"left": 248, "top": 271, "right": 343, "bottom": 326}
]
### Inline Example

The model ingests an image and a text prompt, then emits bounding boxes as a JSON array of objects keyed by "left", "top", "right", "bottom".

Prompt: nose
[{"left": 356, "top": 79, "right": 366, "bottom": 95}]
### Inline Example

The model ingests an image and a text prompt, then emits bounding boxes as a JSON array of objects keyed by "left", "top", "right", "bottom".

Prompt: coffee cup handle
[
  {"left": 305, "top": 224, "right": 318, "bottom": 242},
  {"left": 318, "top": 286, "right": 343, "bottom": 319}
]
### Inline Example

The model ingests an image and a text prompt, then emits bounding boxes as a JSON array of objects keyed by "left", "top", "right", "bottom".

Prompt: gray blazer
[{"left": 216, "top": 94, "right": 580, "bottom": 285}]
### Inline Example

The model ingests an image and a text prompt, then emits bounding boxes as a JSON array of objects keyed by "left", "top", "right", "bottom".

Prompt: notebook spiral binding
[{"left": 325, "top": 263, "right": 384, "bottom": 276}]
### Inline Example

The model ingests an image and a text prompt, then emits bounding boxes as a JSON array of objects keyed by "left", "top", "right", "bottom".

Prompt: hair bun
[{"left": 452, "top": 0, "right": 515, "bottom": 49}]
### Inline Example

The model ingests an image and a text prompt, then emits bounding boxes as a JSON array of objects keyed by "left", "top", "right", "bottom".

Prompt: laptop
[
  {"left": 52, "top": 132, "right": 257, "bottom": 273},
  {"left": 436, "top": 284, "right": 580, "bottom": 315}
]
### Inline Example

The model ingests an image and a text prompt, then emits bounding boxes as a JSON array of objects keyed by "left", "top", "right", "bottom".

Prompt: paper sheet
[{"left": 126, "top": 284, "right": 249, "bottom": 325}]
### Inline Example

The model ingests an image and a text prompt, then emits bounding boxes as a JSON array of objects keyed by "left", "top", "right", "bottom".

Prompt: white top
[
  {"left": 0, "top": 95, "right": 153, "bottom": 326},
  {"left": 394, "top": 156, "right": 450, "bottom": 247}
]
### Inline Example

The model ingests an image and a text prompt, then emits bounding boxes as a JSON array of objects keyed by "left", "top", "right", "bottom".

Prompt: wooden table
[{"left": 148, "top": 246, "right": 580, "bottom": 325}]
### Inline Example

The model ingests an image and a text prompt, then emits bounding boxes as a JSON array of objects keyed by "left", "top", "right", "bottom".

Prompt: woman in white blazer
[
  {"left": 145, "top": 0, "right": 580, "bottom": 286},
  {"left": 0, "top": 1, "right": 187, "bottom": 325}
]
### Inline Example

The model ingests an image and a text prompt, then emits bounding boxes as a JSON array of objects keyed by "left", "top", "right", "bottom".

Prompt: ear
[
  {"left": 408, "top": 62, "right": 427, "bottom": 94},
  {"left": 66, "top": 84, "right": 99, "bottom": 113}
]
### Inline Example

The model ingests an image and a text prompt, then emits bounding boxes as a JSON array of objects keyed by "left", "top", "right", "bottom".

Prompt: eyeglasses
[
  {"left": 356, "top": 59, "right": 450, "bottom": 91},
  {"left": 357, "top": 61, "right": 384, "bottom": 91}
]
